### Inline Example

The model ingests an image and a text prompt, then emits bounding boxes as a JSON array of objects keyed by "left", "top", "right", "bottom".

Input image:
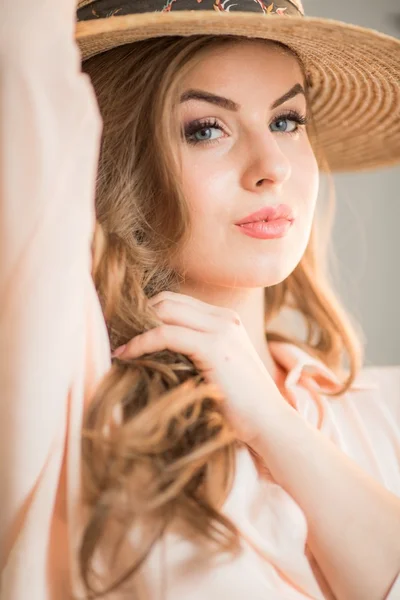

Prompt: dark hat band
[{"left": 77, "top": 0, "right": 303, "bottom": 22}]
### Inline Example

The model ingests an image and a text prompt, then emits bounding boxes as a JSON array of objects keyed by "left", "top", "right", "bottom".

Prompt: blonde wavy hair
[{"left": 80, "top": 35, "right": 362, "bottom": 598}]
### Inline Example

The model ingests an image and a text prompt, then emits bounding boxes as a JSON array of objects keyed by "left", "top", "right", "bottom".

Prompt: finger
[
  {"left": 115, "top": 325, "right": 207, "bottom": 362},
  {"left": 152, "top": 300, "right": 222, "bottom": 333},
  {"left": 148, "top": 291, "right": 231, "bottom": 319}
]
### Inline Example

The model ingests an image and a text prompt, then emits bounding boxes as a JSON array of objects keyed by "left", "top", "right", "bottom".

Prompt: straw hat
[{"left": 76, "top": 0, "right": 400, "bottom": 172}]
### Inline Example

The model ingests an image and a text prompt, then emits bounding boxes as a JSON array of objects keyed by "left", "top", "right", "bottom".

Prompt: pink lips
[{"left": 235, "top": 203, "right": 295, "bottom": 240}]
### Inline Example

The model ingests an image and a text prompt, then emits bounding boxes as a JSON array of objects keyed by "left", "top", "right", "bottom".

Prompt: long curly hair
[{"left": 79, "top": 35, "right": 362, "bottom": 598}]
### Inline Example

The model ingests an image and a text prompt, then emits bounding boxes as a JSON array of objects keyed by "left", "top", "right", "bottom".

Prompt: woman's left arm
[
  {"left": 114, "top": 291, "right": 400, "bottom": 600},
  {"left": 252, "top": 403, "right": 400, "bottom": 600}
]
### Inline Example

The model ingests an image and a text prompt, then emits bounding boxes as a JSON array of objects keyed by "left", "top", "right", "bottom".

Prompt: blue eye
[
  {"left": 270, "top": 118, "right": 297, "bottom": 133},
  {"left": 183, "top": 110, "right": 308, "bottom": 146},
  {"left": 270, "top": 110, "right": 308, "bottom": 135},
  {"left": 184, "top": 119, "right": 225, "bottom": 145},
  {"left": 194, "top": 126, "right": 223, "bottom": 142}
]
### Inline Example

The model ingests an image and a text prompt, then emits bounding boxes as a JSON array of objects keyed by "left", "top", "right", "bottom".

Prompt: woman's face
[{"left": 174, "top": 40, "right": 319, "bottom": 288}]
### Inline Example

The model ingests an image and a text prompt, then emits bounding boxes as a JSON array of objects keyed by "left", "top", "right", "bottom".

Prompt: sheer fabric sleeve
[{"left": 0, "top": 0, "right": 103, "bottom": 565}]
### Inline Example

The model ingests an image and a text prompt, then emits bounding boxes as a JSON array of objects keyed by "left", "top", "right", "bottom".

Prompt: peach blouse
[{"left": 1, "top": 1, "right": 399, "bottom": 598}]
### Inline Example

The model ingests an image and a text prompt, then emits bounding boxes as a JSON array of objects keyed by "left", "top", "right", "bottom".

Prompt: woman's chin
[
  {"left": 189, "top": 266, "right": 296, "bottom": 289},
  {"left": 234, "top": 259, "right": 300, "bottom": 287}
]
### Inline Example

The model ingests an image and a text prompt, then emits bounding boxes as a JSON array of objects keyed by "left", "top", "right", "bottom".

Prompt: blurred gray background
[{"left": 307, "top": 0, "right": 400, "bottom": 366}]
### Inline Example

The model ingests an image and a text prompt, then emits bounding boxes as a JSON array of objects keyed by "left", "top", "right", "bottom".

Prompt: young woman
[{"left": 1, "top": 0, "right": 400, "bottom": 599}]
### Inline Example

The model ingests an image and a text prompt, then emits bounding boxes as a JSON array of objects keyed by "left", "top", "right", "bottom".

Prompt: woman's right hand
[{"left": 113, "top": 291, "right": 288, "bottom": 447}]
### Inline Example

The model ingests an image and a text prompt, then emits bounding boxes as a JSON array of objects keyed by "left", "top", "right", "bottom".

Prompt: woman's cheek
[
  {"left": 183, "top": 155, "right": 234, "bottom": 215},
  {"left": 292, "top": 142, "right": 319, "bottom": 208}
]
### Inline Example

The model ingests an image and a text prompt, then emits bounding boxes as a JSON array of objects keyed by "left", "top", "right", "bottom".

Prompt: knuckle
[
  {"left": 230, "top": 312, "right": 242, "bottom": 327},
  {"left": 158, "top": 291, "right": 173, "bottom": 302},
  {"left": 155, "top": 299, "right": 170, "bottom": 315},
  {"left": 149, "top": 290, "right": 168, "bottom": 304},
  {"left": 156, "top": 325, "right": 169, "bottom": 341},
  {"left": 222, "top": 309, "right": 242, "bottom": 330}
]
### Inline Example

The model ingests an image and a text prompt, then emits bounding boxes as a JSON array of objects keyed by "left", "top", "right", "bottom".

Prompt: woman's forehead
[{"left": 186, "top": 40, "right": 303, "bottom": 75}]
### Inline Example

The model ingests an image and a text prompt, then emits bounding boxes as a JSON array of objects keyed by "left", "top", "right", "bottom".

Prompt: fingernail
[{"left": 112, "top": 344, "right": 126, "bottom": 358}]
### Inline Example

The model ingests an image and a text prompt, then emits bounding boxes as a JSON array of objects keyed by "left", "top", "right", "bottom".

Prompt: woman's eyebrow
[
  {"left": 179, "top": 83, "right": 305, "bottom": 111},
  {"left": 271, "top": 83, "right": 305, "bottom": 109}
]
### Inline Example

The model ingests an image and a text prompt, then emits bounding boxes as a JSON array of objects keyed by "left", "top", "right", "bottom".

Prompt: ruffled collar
[{"left": 269, "top": 342, "right": 377, "bottom": 394}]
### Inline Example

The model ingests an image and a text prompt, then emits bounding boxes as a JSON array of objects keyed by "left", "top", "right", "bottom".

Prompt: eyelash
[{"left": 184, "top": 110, "right": 308, "bottom": 146}]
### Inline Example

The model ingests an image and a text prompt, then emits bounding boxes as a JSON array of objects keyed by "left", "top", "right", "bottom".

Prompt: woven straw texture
[{"left": 76, "top": 9, "right": 400, "bottom": 172}]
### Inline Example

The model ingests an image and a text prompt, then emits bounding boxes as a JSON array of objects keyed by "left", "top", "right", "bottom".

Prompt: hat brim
[{"left": 76, "top": 12, "right": 400, "bottom": 172}]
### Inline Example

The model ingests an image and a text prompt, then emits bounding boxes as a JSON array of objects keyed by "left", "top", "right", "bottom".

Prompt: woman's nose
[{"left": 240, "top": 130, "right": 292, "bottom": 191}]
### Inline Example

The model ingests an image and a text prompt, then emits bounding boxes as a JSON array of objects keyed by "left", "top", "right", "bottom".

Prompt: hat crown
[{"left": 77, "top": 0, "right": 304, "bottom": 20}]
